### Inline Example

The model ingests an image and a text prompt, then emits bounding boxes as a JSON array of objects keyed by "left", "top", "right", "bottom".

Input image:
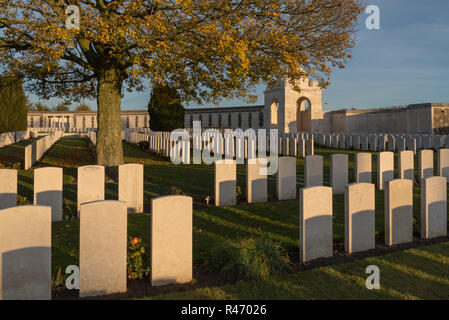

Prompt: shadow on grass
[{"left": 149, "top": 242, "right": 449, "bottom": 300}]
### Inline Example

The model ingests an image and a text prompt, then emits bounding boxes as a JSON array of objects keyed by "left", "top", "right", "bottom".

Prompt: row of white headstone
[
  {"left": 306, "top": 149, "right": 449, "bottom": 193},
  {"left": 125, "top": 130, "right": 315, "bottom": 164},
  {"left": 279, "top": 136, "right": 314, "bottom": 158},
  {"left": 0, "top": 131, "right": 29, "bottom": 149},
  {"left": 215, "top": 158, "right": 297, "bottom": 205},
  {"left": 125, "top": 129, "right": 447, "bottom": 154},
  {"left": 125, "top": 130, "right": 153, "bottom": 145},
  {"left": 1, "top": 176, "right": 446, "bottom": 299},
  {"left": 300, "top": 177, "right": 447, "bottom": 262},
  {"left": 23, "top": 132, "right": 64, "bottom": 169},
  {"left": 0, "top": 195, "right": 192, "bottom": 300},
  {"left": 214, "top": 149, "right": 449, "bottom": 205},
  {"left": 313, "top": 132, "right": 449, "bottom": 152},
  {"left": 0, "top": 164, "right": 144, "bottom": 219},
  {"left": 59, "top": 131, "right": 96, "bottom": 145},
  {"left": 1, "top": 130, "right": 95, "bottom": 171},
  {"left": 27, "top": 128, "right": 98, "bottom": 135}
]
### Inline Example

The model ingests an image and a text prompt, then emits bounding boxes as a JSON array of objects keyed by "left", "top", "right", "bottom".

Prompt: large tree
[
  {"left": 0, "top": 0, "right": 362, "bottom": 166},
  {"left": 0, "top": 75, "right": 28, "bottom": 133},
  {"left": 148, "top": 84, "right": 184, "bottom": 131}
]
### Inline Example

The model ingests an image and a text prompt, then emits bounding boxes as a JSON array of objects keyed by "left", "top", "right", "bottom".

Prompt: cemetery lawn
[
  {"left": 145, "top": 241, "right": 449, "bottom": 300},
  {"left": 2, "top": 138, "right": 448, "bottom": 299}
]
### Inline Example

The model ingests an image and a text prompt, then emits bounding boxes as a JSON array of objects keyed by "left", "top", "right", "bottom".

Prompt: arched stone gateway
[
  {"left": 184, "top": 75, "right": 325, "bottom": 133},
  {"left": 264, "top": 76, "right": 323, "bottom": 134}
]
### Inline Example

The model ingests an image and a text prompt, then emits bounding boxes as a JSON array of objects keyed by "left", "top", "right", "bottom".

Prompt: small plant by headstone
[
  {"left": 236, "top": 185, "right": 244, "bottom": 201},
  {"left": 127, "top": 236, "right": 151, "bottom": 280},
  {"left": 51, "top": 267, "right": 65, "bottom": 290},
  {"left": 12, "top": 162, "right": 21, "bottom": 170},
  {"left": 63, "top": 199, "right": 76, "bottom": 220},
  {"left": 413, "top": 216, "right": 419, "bottom": 235},
  {"left": 17, "top": 194, "right": 30, "bottom": 205},
  {"left": 208, "top": 237, "right": 292, "bottom": 280}
]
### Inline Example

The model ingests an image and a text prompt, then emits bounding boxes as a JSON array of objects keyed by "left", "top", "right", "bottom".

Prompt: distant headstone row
[
  {"left": 0, "top": 131, "right": 29, "bottom": 149},
  {"left": 126, "top": 130, "right": 449, "bottom": 157},
  {"left": 314, "top": 132, "right": 449, "bottom": 152},
  {"left": 23, "top": 132, "right": 64, "bottom": 169},
  {"left": 0, "top": 130, "right": 96, "bottom": 170},
  {"left": 58, "top": 131, "right": 96, "bottom": 145},
  {"left": 123, "top": 129, "right": 449, "bottom": 151},
  {"left": 27, "top": 128, "right": 97, "bottom": 135},
  {"left": 124, "top": 129, "right": 315, "bottom": 162}
]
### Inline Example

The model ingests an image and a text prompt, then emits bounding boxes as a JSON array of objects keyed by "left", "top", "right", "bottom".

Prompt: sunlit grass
[{"left": 146, "top": 242, "right": 449, "bottom": 300}]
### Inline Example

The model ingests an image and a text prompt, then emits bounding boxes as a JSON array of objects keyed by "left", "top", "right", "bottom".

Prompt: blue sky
[{"left": 29, "top": 0, "right": 449, "bottom": 111}]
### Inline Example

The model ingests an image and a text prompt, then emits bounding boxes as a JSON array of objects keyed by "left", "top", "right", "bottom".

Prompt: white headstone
[
  {"left": 151, "top": 195, "right": 193, "bottom": 286},
  {"left": 331, "top": 154, "right": 348, "bottom": 194},
  {"left": 419, "top": 149, "right": 434, "bottom": 182},
  {"left": 77, "top": 165, "right": 105, "bottom": 214},
  {"left": 421, "top": 176, "right": 447, "bottom": 239},
  {"left": 377, "top": 152, "right": 394, "bottom": 190},
  {"left": 398, "top": 150, "right": 414, "bottom": 180},
  {"left": 385, "top": 179, "right": 413, "bottom": 246},
  {"left": 345, "top": 183, "right": 375, "bottom": 253},
  {"left": 304, "top": 155, "right": 323, "bottom": 187},
  {"left": 214, "top": 160, "right": 237, "bottom": 206},
  {"left": 0, "top": 205, "right": 51, "bottom": 300},
  {"left": 118, "top": 164, "right": 144, "bottom": 214},
  {"left": 246, "top": 158, "right": 268, "bottom": 203},
  {"left": 276, "top": 157, "right": 296, "bottom": 200},
  {"left": 355, "top": 153, "right": 372, "bottom": 183},
  {"left": 0, "top": 169, "right": 17, "bottom": 210},
  {"left": 80, "top": 200, "right": 127, "bottom": 297},
  {"left": 300, "top": 186, "right": 333, "bottom": 262},
  {"left": 437, "top": 148, "right": 449, "bottom": 182},
  {"left": 34, "top": 167, "right": 63, "bottom": 221}
]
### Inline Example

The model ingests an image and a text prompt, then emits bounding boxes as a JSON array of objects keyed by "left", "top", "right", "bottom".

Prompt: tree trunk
[{"left": 96, "top": 68, "right": 124, "bottom": 168}]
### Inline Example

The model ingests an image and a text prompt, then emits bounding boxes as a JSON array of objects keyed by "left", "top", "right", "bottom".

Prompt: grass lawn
[
  {"left": 145, "top": 242, "right": 449, "bottom": 300},
  {"left": 1, "top": 137, "right": 448, "bottom": 299}
]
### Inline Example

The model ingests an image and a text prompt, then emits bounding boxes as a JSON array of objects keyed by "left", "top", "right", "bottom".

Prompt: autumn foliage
[{"left": 0, "top": 0, "right": 362, "bottom": 165}]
